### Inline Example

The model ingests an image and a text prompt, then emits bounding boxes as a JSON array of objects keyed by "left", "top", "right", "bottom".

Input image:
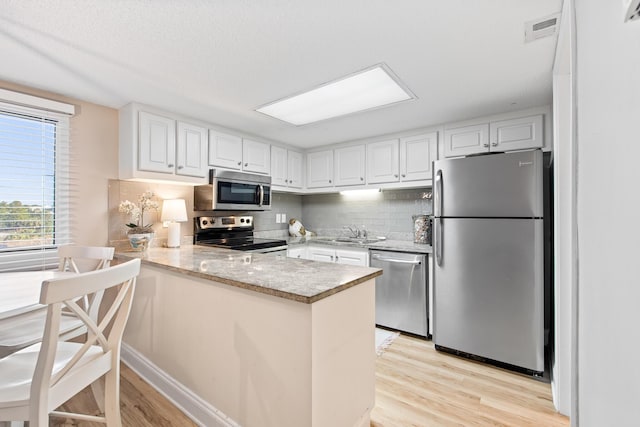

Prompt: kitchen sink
[{"left": 334, "top": 237, "right": 380, "bottom": 244}]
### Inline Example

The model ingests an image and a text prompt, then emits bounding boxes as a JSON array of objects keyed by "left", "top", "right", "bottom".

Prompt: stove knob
[
  {"left": 246, "top": 218, "right": 251, "bottom": 224},
  {"left": 202, "top": 220, "right": 208, "bottom": 226},
  {"left": 240, "top": 218, "right": 245, "bottom": 223}
]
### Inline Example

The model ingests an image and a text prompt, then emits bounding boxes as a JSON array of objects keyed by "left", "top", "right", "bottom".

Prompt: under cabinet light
[
  {"left": 255, "top": 64, "right": 415, "bottom": 126},
  {"left": 339, "top": 189, "right": 382, "bottom": 199}
]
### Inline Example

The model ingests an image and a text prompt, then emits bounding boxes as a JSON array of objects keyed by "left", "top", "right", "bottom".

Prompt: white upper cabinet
[
  {"left": 366, "top": 133, "right": 437, "bottom": 185},
  {"left": 287, "top": 150, "right": 303, "bottom": 188},
  {"left": 443, "top": 123, "right": 490, "bottom": 157},
  {"left": 242, "top": 139, "right": 270, "bottom": 175},
  {"left": 444, "top": 114, "right": 544, "bottom": 158},
  {"left": 209, "top": 133, "right": 270, "bottom": 175},
  {"left": 271, "top": 146, "right": 303, "bottom": 189},
  {"left": 400, "top": 132, "right": 437, "bottom": 182},
  {"left": 307, "top": 150, "right": 334, "bottom": 188},
  {"left": 208, "top": 131, "right": 242, "bottom": 170},
  {"left": 176, "top": 121, "right": 208, "bottom": 177},
  {"left": 334, "top": 145, "right": 365, "bottom": 187},
  {"left": 120, "top": 105, "right": 207, "bottom": 184},
  {"left": 489, "top": 115, "right": 543, "bottom": 152},
  {"left": 138, "top": 111, "right": 176, "bottom": 174},
  {"left": 367, "top": 139, "right": 399, "bottom": 184},
  {"left": 271, "top": 145, "right": 288, "bottom": 186}
]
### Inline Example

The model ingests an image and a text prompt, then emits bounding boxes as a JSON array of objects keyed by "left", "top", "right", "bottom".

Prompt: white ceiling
[{"left": 0, "top": 0, "right": 562, "bottom": 149}]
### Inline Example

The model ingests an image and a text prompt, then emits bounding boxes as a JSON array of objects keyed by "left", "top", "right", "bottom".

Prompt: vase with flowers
[{"left": 119, "top": 190, "right": 159, "bottom": 251}]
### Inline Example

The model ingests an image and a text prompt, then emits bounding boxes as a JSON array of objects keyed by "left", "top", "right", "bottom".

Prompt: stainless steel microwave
[{"left": 194, "top": 169, "right": 271, "bottom": 211}]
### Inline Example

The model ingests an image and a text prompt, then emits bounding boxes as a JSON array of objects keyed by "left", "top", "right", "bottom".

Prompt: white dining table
[{"left": 0, "top": 270, "right": 75, "bottom": 320}]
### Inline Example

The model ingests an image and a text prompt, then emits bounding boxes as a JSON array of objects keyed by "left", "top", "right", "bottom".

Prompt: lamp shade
[{"left": 161, "top": 199, "right": 188, "bottom": 222}]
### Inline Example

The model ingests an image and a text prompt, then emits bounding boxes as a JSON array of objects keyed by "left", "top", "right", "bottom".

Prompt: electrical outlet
[
  {"left": 276, "top": 213, "right": 282, "bottom": 223},
  {"left": 281, "top": 213, "right": 287, "bottom": 223}
]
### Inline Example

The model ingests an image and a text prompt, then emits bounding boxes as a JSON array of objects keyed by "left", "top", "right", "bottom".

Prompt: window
[{"left": 0, "top": 89, "right": 74, "bottom": 271}]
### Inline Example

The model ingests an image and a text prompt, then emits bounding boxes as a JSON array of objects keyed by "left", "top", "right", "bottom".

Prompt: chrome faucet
[{"left": 344, "top": 225, "right": 360, "bottom": 238}]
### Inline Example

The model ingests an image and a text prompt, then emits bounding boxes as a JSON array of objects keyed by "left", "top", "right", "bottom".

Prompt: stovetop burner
[{"left": 194, "top": 215, "right": 287, "bottom": 252}]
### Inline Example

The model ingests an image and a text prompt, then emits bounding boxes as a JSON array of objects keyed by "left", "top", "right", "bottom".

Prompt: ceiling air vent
[
  {"left": 525, "top": 13, "right": 561, "bottom": 43},
  {"left": 624, "top": 0, "right": 640, "bottom": 22}
]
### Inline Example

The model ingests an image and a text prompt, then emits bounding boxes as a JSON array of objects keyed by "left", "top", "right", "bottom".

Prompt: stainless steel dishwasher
[{"left": 370, "top": 250, "right": 428, "bottom": 337}]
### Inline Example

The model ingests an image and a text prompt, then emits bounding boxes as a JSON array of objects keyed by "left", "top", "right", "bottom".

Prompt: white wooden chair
[
  {"left": 0, "top": 258, "right": 140, "bottom": 427},
  {"left": 0, "top": 246, "right": 115, "bottom": 358}
]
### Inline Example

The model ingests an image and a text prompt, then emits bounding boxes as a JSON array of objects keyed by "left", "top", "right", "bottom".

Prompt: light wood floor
[
  {"left": 370, "top": 334, "right": 570, "bottom": 427},
  {"left": 52, "top": 335, "right": 569, "bottom": 426}
]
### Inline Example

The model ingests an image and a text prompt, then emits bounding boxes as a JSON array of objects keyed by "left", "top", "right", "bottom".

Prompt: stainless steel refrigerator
[{"left": 432, "top": 149, "right": 545, "bottom": 375}]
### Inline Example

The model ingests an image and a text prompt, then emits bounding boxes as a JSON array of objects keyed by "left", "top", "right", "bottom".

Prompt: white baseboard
[{"left": 121, "top": 343, "right": 239, "bottom": 427}]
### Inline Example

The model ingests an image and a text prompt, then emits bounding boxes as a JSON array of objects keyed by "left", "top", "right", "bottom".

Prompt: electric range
[{"left": 193, "top": 215, "right": 288, "bottom": 253}]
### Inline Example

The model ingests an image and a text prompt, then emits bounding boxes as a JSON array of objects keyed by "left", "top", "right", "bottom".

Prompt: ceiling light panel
[{"left": 256, "top": 64, "right": 415, "bottom": 126}]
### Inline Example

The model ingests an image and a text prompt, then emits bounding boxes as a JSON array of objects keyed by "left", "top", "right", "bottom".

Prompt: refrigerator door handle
[
  {"left": 434, "top": 169, "right": 443, "bottom": 217},
  {"left": 435, "top": 218, "right": 443, "bottom": 266}
]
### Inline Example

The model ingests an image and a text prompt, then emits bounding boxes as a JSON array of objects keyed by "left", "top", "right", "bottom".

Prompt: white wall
[
  {"left": 575, "top": 2, "right": 640, "bottom": 425},
  {"left": 551, "top": 0, "right": 575, "bottom": 417}
]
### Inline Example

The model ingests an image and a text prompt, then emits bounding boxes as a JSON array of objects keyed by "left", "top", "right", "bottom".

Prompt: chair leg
[
  {"left": 91, "top": 377, "right": 105, "bottom": 413},
  {"left": 104, "top": 368, "right": 122, "bottom": 427}
]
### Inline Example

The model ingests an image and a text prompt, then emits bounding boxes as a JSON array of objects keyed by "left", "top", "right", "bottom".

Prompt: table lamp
[{"left": 161, "top": 199, "right": 188, "bottom": 248}]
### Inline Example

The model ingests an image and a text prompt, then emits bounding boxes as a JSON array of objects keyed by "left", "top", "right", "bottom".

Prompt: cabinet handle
[
  {"left": 167, "top": 164, "right": 174, "bottom": 168},
  {"left": 177, "top": 165, "right": 184, "bottom": 170},
  {"left": 402, "top": 174, "right": 406, "bottom": 178},
  {"left": 237, "top": 161, "right": 242, "bottom": 166},
  {"left": 491, "top": 142, "right": 498, "bottom": 147},
  {"left": 244, "top": 163, "right": 248, "bottom": 167},
  {"left": 334, "top": 256, "right": 338, "bottom": 262},
  {"left": 394, "top": 174, "right": 398, "bottom": 178},
  {"left": 360, "top": 177, "right": 364, "bottom": 181},
  {"left": 483, "top": 143, "right": 489, "bottom": 148},
  {"left": 329, "top": 179, "right": 332, "bottom": 183}
]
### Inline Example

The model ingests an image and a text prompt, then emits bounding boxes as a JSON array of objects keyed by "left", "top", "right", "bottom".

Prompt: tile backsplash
[
  {"left": 108, "top": 180, "right": 431, "bottom": 246},
  {"left": 301, "top": 188, "right": 432, "bottom": 241}
]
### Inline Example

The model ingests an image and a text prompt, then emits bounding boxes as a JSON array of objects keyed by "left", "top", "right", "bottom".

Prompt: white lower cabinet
[
  {"left": 335, "top": 249, "right": 369, "bottom": 266},
  {"left": 305, "top": 245, "right": 369, "bottom": 266},
  {"left": 286, "top": 246, "right": 308, "bottom": 259}
]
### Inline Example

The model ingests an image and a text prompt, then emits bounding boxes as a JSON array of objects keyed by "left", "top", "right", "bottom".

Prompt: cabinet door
[
  {"left": 176, "top": 121, "right": 207, "bottom": 177},
  {"left": 306, "top": 150, "right": 334, "bottom": 188},
  {"left": 400, "top": 132, "right": 437, "bottom": 182},
  {"left": 335, "top": 249, "right": 369, "bottom": 266},
  {"left": 308, "top": 246, "right": 335, "bottom": 263},
  {"left": 443, "top": 123, "right": 489, "bottom": 157},
  {"left": 209, "top": 131, "right": 242, "bottom": 170},
  {"left": 138, "top": 111, "right": 176, "bottom": 174},
  {"left": 367, "top": 139, "right": 399, "bottom": 184},
  {"left": 287, "top": 150, "right": 304, "bottom": 188},
  {"left": 490, "top": 115, "right": 543, "bottom": 152},
  {"left": 287, "top": 246, "right": 308, "bottom": 259},
  {"left": 270, "top": 146, "right": 288, "bottom": 186},
  {"left": 242, "top": 139, "right": 270, "bottom": 174},
  {"left": 334, "top": 145, "right": 365, "bottom": 186}
]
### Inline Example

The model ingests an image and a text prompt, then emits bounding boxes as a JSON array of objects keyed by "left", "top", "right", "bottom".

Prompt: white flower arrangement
[{"left": 118, "top": 190, "right": 159, "bottom": 234}]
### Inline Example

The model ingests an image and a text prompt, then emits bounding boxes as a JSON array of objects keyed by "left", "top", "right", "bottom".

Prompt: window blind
[{"left": 0, "top": 97, "right": 75, "bottom": 271}]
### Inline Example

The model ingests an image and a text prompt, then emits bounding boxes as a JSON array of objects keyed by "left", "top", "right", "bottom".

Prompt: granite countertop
[
  {"left": 116, "top": 245, "right": 382, "bottom": 304},
  {"left": 287, "top": 236, "right": 433, "bottom": 254}
]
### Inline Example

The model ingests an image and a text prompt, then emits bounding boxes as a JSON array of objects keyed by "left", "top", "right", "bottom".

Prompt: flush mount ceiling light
[{"left": 255, "top": 64, "right": 416, "bottom": 126}]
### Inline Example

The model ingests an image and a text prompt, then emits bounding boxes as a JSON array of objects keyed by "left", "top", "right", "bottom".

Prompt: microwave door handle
[{"left": 258, "top": 184, "right": 264, "bottom": 207}]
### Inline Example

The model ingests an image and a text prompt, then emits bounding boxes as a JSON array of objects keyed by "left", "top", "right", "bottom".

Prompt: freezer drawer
[
  {"left": 370, "top": 250, "right": 428, "bottom": 337},
  {"left": 433, "top": 217, "right": 544, "bottom": 373},
  {"left": 433, "top": 150, "right": 543, "bottom": 218}
]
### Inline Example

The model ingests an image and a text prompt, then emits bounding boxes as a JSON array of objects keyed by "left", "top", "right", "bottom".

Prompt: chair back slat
[{"left": 57, "top": 246, "right": 115, "bottom": 273}]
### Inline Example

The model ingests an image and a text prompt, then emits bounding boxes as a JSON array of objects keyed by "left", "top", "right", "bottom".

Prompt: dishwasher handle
[{"left": 371, "top": 253, "right": 422, "bottom": 265}]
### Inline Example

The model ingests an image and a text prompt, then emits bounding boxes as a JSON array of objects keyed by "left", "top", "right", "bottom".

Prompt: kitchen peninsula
[{"left": 116, "top": 245, "right": 382, "bottom": 427}]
